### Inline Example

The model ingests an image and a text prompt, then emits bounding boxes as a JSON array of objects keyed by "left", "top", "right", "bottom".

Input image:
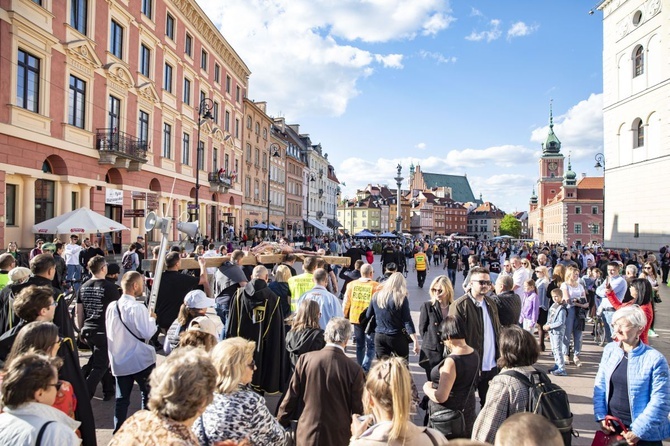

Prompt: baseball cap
[
  {"left": 41, "top": 243, "right": 56, "bottom": 253},
  {"left": 184, "top": 290, "right": 215, "bottom": 309},
  {"left": 9, "top": 267, "right": 31, "bottom": 284},
  {"left": 187, "top": 316, "right": 218, "bottom": 338}
]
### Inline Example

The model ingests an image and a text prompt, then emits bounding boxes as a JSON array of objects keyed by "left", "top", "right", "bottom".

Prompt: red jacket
[{"left": 606, "top": 288, "right": 653, "bottom": 345}]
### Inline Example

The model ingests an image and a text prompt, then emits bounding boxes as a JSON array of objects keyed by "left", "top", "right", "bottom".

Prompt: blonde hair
[
  {"left": 364, "top": 357, "right": 412, "bottom": 440},
  {"left": 374, "top": 273, "right": 407, "bottom": 309},
  {"left": 211, "top": 337, "right": 255, "bottom": 394},
  {"left": 551, "top": 264, "right": 566, "bottom": 286},
  {"left": 274, "top": 264, "right": 291, "bottom": 283},
  {"left": 148, "top": 347, "right": 216, "bottom": 421},
  {"left": 535, "top": 265, "right": 548, "bottom": 278},
  {"left": 428, "top": 275, "right": 454, "bottom": 305}
]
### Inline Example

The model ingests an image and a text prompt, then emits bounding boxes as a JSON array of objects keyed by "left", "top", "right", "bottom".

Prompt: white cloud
[
  {"left": 465, "top": 19, "right": 502, "bottom": 42},
  {"left": 470, "top": 7, "right": 483, "bottom": 17},
  {"left": 197, "top": 0, "right": 454, "bottom": 118},
  {"left": 418, "top": 50, "right": 457, "bottom": 64},
  {"left": 445, "top": 145, "right": 539, "bottom": 168},
  {"left": 530, "top": 93, "right": 603, "bottom": 160},
  {"left": 415, "top": 143, "right": 427, "bottom": 150},
  {"left": 507, "top": 21, "right": 539, "bottom": 40}
]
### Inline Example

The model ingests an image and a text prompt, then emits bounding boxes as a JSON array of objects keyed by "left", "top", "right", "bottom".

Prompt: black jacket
[
  {"left": 449, "top": 293, "right": 501, "bottom": 369},
  {"left": 418, "top": 301, "right": 446, "bottom": 374},
  {"left": 285, "top": 327, "right": 325, "bottom": 368},
  {"left": 493, "top": 291, "right": 522, "bottom": 327}
]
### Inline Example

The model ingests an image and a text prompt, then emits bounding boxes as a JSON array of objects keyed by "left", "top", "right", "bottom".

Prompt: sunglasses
[
  {"left": 47, "top": 381, "right": 63, "bottom": 392},
  {"left": 644, "top": 266, "right": 652, "bottom": 269},
  {"left": 430, "top": 288, "right": 444, "bottom": 293},
  {"left": 473, "top": 280, "right": 492, "bottom": 286}
]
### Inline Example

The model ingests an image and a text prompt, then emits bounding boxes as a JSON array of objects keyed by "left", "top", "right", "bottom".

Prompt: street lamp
[
  {"left": 306, "top": 173, "right": 315, "bottom": 236},
  {"left": 394, "top": 164, "right": 403, "bottom": 233},
  {"left": 594, "top": 152, "right": 605, "bottom": 247},
  {"left": 266, "top": 143, "right": 281, "bottom": 240},
  {"left": 194, "top": 98, "right": 214, "bottom": 224}
]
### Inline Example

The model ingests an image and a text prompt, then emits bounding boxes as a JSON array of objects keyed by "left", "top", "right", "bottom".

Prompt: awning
[
  {"left": 327, "top": 218, "right": 343, "bottom": 229},
  {"left": 306, "top": 218, "right": 332, "bottom": 233}
]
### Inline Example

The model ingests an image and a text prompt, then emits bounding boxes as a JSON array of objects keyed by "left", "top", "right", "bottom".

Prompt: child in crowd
[
  {"left": 543, "top": 288, "right": 568, "bottom": 376},
  {"left": 519, "top": 279, "right": 540, "bottom": 333}
]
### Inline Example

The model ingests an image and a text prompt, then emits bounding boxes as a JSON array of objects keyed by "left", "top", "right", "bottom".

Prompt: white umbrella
[{"left": 32, "top": 207, "right": 129, "bottom": 234}]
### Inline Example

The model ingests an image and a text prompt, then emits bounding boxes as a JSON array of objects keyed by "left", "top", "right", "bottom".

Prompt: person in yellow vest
[
  {"left": 288, "top": 256, "right": 318, "bottom": 311},
  {"left": 343, "top": 264, "right": 378, "bottom": 372},
  {"left": 414, "top": 247, "right": 429, "bottom": 289}
]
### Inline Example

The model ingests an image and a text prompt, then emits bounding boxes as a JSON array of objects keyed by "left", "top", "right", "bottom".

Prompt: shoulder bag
[
  {"left": 116, "top": 303, "right": 146, "bottom": 343},
  {"left": 428, "top": 365, "right": 477, "bottom": 439}
]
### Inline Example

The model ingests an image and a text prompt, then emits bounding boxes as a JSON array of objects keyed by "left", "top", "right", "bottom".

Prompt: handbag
[
  {"left": 591, "top": 415, "right": 628, "bottom": 446},
  {"left": 428, "top": 368, "right": 477, "bottom": 439},
  {"left": 401, "top": 328, "right": 413, "bottom": 343}
]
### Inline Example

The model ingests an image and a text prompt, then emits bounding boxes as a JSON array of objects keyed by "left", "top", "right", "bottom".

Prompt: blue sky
[{"left": 198, "top": 0, "right": 605, "bottom": 212}]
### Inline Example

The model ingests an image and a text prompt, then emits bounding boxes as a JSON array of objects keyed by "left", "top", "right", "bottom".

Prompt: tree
[{"left": 499, "top": 214, "right": 521, "bottom": 238}]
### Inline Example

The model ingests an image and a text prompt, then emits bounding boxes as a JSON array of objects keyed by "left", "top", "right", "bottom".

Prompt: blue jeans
[
  {"left": 563, "top": 306, "right": 583, "bottom": 357},
  {"left": 216, "top": 304, "right": 229, "bottom": 340},
  {"left": 66, "top": 264, "right": 82, "bottom": 292},
  {"left": 602, "top": 309, "right": 615, "bottom": 343},
  {"left": 353, "top": 324, "right": 375, "bottom": 372},
  {"left": 550, "top": 330, "right": 565, "bottom": 371},
  {"left": 114, "top": 364, "right": 154, "bottom": 432},
  {"left": 447, "top": 268, "right": 456, "bottom": 286}
]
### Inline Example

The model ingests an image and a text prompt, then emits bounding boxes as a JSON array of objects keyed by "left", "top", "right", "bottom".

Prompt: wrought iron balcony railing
[{"left": 96, "top": 129, "right": 148, "bottom": 162}]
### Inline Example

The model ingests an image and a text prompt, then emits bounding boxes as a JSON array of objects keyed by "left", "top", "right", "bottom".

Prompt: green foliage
[{"left": 499, "top": 214, "right": 521, "bottom": 238}]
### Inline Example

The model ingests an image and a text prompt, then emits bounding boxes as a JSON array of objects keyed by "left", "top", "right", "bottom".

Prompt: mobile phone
[{"left": 357, "top": 415, "right": 372, "bottom": 423}]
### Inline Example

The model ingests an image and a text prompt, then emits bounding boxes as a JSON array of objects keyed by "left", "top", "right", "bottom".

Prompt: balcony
[
  {"left": 208, "top": 171, "right": 233, "bottom": 193},
  {"left": 96, "top": 129, "right": 148, "bottom": 171}
]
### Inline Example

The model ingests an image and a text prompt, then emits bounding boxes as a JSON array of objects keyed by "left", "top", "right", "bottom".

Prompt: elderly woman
[
  {"left": 0, "top": 353, "right": 80, "bottom": 444},
  {"left": 110, "top": 347, "right": 216, "bottom": 445},
  {"left": 350, "top": 357, "right": 448, "bottom": 445},
  {"left": 194, "top": 337, "right": 288, "bottom": 445},
  {"left": 472, "top": 325, "right": 540, "bottom": 444},
  {"left": 418, "top": 275, "right": 454, "bottom": 379},
  {"left": 366, "top": 272, "right": 419, "bottom": 360},
  {"left": 534, "top": 265, "right": 550, "bottom": 351},
  {"left": 594, "top": 306, "right": 670, "bottom": 445}
]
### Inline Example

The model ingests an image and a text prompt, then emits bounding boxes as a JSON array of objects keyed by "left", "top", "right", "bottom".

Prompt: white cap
[
  {"left": 187, "top": 316, "right": 218, "bottom": 338},
  {"left": 183, "top": 290, "right": 215, "bottom": 309}
]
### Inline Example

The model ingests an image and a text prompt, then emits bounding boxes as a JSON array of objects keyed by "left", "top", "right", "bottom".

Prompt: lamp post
[
  {"left": 305, "top": 173, "right": 315, "bottom": 237},
  {"left": 394, "top": 163, "right": 403, "bottom": 233},
  {"left": 266, "top": 143, "right": 281, "bottom": 240},
  {"left": 194, "top": 98, "right": 214, "bottom": 223},
  {"left": 594, "top": 152, "right": 605, "bottom": 247}
]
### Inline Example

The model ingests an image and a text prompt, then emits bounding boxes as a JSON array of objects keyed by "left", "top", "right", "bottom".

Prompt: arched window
[
  {"left": 634, "top": 45, "right": 644, "bottom": 77},
  {"left": 633, "top": 118, "right": 644, "bottom": 148}
]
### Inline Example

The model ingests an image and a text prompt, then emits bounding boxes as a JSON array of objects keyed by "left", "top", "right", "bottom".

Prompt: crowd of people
[{"left": 0, "top": 235, "right": 668, "bottom": 445}]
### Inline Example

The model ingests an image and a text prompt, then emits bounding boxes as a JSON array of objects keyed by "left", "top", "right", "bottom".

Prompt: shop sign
[{"left": 105, "top": 189, "right": 123, "bottom": 205}]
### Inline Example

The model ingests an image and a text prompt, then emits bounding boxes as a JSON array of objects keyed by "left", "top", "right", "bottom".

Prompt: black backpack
[{"left": 502, "top": 368, "right": 576, "bottom": 445}]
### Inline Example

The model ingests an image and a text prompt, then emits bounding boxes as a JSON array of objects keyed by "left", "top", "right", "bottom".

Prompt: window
[
  {"left": 164, "top": 63, "right": 173, "bottom": 93},
  {"left": 185, "top": 33, "right": 192, "bottom": 57},
  {"left": 213, "top": 102, "right": 219, "bottom": 125},
  {"left": 182, "top": 133, "right": 190, "bottom": 165},
  {"left": 590, "top": 223, "right": 599, "bottom": 234},
  {"left": 140, "top": 44, "right": 151, "bottom": 77},
  {"left": 225, "top": 111, "right": 230, "bottom": 132},
  {"left": 245, "top": 177, "right": 251, "bottom": 197},
  {"left": 247, "top": 116, "right": 252, "bottom": 129},
  {"left": 634, "top": 46, "right": 644, "bottom": 77},
  {"left": 634, "top": 223, "right": 639, "bottom": 238},
  {"left": 141, "top": 0, "right": 152, "bottom": 19},
  {"left": 35, "top": 179, "right": 55, "bottom": 225},
  {"left": 17, "top": 49, "right": 40, "bottom": 113},
  {"left": 255, "top": 122, "right": 260, "bottom": 134},
  {"left": 214, "top": 64, "right": 220, "bottom": 83},
  {"left": 632, "top": 10, "right": 642, "bottom": 26},
  {"left": 138, "top": 110, "right": 149, "bottom": 144},
  {"left": 200, "top": 49, "right": 207, "bottom": 71},
  {"left": 574, "top": 223, "right": 582, "bottom": 234},
  {"left": 254, "top": 148, "right": 259, "bottom": 166},
  {"left": 225, "top": 75, "right": 231, "bottom": 94},
  {"left": 246, "top": 143, "right": 251, "bottom": 161},
  {"left": 166, "top": 13, "right": 175, "bottom": 40},
  {"left": 235, "top": 118, "right": 240, "bottom": 138},
  {"left": 6, "top": 184, "right": 17, "bottom": 226},
  {"left": 262, "top": 128, "right": 267, "bottom": 139},
  {"left": 254, "top": 180, "right": 259, "bottom": 200},
  {"left": 213, "top": 148, "right": 218, "bottom": 170},
  {"left": 236, "top": 86, "right": 241, "bottom": 102},
  {"left": 108, "top": 95, "right": 121, "bottom": 130},
  {"left": 163, "top": 123, "right": 172, "bottom": 158},
  {"left": 234, "top": 159, "right": 239, "bottom": 178},
  {"left": 71, "top": 0, "right": 88, "bottom": 35},
  {"left": 68, "top": 75, "right": 86, "bottom": 128},
  {"left": 224, "top": 154, "right": 229, "bottom": 172},
  {"left": 199, "top": 90, "right": 205, "bottom": 108},
  {"left": 592, "top": 206, "right": 599, "bottom": 215},
  {"left": 634, "top": 118, "right": 644, "bottom": 148},
  {"left": 575, "top": 206, "right": 581, "bottom": 214},
  {"left": 183, "top": 78, "right": 191, "bottom": 105},
  {"left": 110, "top": 20, "right": 124, "bottom": 59}
]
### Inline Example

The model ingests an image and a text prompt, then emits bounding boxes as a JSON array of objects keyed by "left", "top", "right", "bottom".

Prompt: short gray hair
[
  {"left": 612, "top": 305, "right": 647, "bottom": 330},
  {"left": 496, "top": 274, "right": 513, "bottom": 291},
  {"left": 360, "top": 264, "right": 373, "bottom": 277},
  {"left": 251, "top": 265, "right": 268, "bottom": 280},
  {"left": 625, "top": 264, "right": 638, "bottom": 276},
  {"left": 324, "top": 317, "right": 352, "bottom": 344}
]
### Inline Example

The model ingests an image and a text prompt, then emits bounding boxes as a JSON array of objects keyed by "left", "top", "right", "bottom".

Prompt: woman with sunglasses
[
  {"left": 639, "top": 263, "right": 660, "bottom": 337},
  {"left": 418, "top": 276, "right": 454, "bottom": 380},
  {"left": 194, "top": 337, "right": 289, "bottom": 445},
  {"left": 4, "top": 321, "right": 78, "bottom": 428},
  {"left": 0, "top": 352, "right": 80, "bottom": 444},
  {"left": 604, "top": 278, "right": 653, "bottom": 345}
]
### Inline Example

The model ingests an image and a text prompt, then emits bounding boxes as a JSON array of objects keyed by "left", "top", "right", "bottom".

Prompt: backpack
[
  {"left": 121, "top": 252, "right": 133, "bottom": 270},
  {"left": 502, "top": 368, "right": 576, "bottom": 445}
]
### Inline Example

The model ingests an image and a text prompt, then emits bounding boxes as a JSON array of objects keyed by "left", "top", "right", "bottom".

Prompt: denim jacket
[{"left": 593, "top": 341, "right": 670, "bottom": 441}]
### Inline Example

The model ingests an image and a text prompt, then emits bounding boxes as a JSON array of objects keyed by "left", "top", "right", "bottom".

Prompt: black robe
[
  {"left": 10, "top": 276, "right": 97, "bottom": 446},
  {"left": 227, "top": 279, "right": 289, "bottom": 394}
]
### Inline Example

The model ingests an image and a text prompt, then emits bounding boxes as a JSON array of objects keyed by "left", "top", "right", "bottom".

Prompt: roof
[
  {"left": 420, "top": 172, "right": 476, "bottom": 203},
  {"left": 577, "top": 177, "right": 604, "bottom": 189}
]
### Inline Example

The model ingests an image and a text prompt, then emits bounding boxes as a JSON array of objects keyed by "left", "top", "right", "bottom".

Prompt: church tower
[{"left": 536, "top": 102, "right": 565, "bottom": 207}]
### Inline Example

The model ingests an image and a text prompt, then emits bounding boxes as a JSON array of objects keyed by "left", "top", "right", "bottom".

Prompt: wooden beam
[{"left": 141, "top": 253, "right": 350, "bottom": 272}]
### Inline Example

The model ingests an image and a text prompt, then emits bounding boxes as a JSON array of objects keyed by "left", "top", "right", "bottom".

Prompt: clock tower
[{"left": 536, "top": 104, "right": 564, "bottom": 207}]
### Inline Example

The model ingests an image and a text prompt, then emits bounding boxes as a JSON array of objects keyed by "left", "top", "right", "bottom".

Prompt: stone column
[
  {"left": 60, "top": 182, "right": 73, "bottom": 214},
  {"left": 80, "top": 185, "right": 91, "bottom": 209},
  {"left": 23, "top": 177, "right": 36, "bottom": 247}
]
